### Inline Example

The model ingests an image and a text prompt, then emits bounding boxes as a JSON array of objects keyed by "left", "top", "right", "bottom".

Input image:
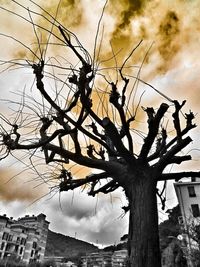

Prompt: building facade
[
  {"left": 174, "top": 177, "right": 200, "bottom": 266},
  {"left": 174, "top": 177, "right": 200, "bottom": 225},
  {"left": 112, "top": 250, "right": 127, "bottom": 267},
  {"left": 0, "top": 213, "right": 49, "bottom": 265},
  {"left": 81, "top": 251, "right": 113, "bottom": 267},
  {"left": 81, "top": 250, "right": 127, "bottom": 267}
]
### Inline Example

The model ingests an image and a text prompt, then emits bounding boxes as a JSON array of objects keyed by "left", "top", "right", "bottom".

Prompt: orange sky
[{"left": 0, "top": 0, "right": 200, "bottom": 244}]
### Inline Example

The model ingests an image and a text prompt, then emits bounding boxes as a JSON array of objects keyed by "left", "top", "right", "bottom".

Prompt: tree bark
[{"left": 125, "top": 170, "right": 161, "bottom": 267}]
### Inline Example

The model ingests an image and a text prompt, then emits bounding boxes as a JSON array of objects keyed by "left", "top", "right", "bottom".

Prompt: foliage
[
  {"left": 40, "top": 259, "right": 57, "bottom": 267},
  {"left": 0, "top": 255, "right": 26, "bottom": 267},
  {"left": 28, "top": 262, "right": 43, "bottom": 267},
  {"left": 159, "top": 205, "right": 181, "bottom": 251},
  {"left": 0, "top": 259, "right": 57, "bottom": 267},
  {"left": 161, "top": 239, "right": 187, "bottom": 267},
  {"left": 159, "top": 206, "right": 200, "bottom": 266},
  {"left": 191, "top": 249, "right": 200, "bottom": 267},
  {"left": 103, "top": 242, "right": 127, "bottom": 252}
]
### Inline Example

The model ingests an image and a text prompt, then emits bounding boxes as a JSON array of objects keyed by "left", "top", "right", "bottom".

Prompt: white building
[
  {"left": 112, "top": 250, "right": 127, "bottom": 267},
  {"left": 174, "top": 177, "right": 200, "bottom": 225},
  {"left": 81, "top": 250, "right": 127, "bottom": 267},
  {"left": 174, "top": 177, "right": 200, "bottom": 266},
  {"left": 0, "top": 213, "right": 49, "bottom": 265}
]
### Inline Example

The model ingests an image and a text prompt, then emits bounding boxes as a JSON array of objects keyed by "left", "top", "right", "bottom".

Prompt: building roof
[{"left": 174, "top": 182, "right": 200, "bottom": 186}]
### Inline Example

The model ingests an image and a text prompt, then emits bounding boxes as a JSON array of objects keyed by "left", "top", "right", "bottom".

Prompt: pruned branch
[
  {"left": 172, "top": 100, "right": 186, "bottom": 140},
  {"left": 102, "top": 117, "right": 134, "bottom": 162},
  {"left": 155, "top": 136, "right": 192, "bottom": 171},
  {"left": 31, "top": 60, "right": 113, "bottom": 154},
  {"left": 139, "top": 103, "right": 169, "bottom": 159},
  {"left": 45, "top": 143, "right": 126, "bottom": 178},
  {"left": 166, "top": 155, "right": 192, "bottom": 165},
  {"left": 156, "top": 188, "right": 166, "bottom": 210},
  {"left": 165, "top": 115, "right": 196, "bottom": 152},
  {"left": 109, "top": 82, "right": 133, "bottom": 153},
  {"left": 158, "top": 171, "right": 200, "bottom": 181},
  {"left": 59, "top": 171, "right": 108, "bottom": 192},
  {"left": 88, "top": 179, "right": 119, "bottom": 196},
  {"left": 147, "top": 128, "right": 167, "bottom": 162}
]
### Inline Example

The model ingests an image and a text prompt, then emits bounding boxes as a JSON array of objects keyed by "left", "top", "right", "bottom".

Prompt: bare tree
[{"left": 1, "top": 2, "right": 200, "bottom": 267}]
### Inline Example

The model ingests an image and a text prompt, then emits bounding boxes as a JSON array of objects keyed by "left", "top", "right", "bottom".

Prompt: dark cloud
[
  {"left": 157, "top": 11, "right": 180, "bottom": 73},
  {"left": 44, "top": 189, "right": 128, "bottom": 245},
  {"left": 51, "top": 191, "right": 96, "bottom": 220},
  {"left": 114, "top": 0, "right": 146, "bottom": 29},
  {"left": 44, "top": 0, "right": 83, "bottom": 28},
  {"left": 107, "top": 0, "right": 147, "bottom": 60},
  {"left": 103, "top": 0, "right": 200, "bottom": 79}
]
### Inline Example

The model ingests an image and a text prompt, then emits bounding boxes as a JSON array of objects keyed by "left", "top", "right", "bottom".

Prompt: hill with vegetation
[
  {"left": 103, "top": 242, "right": 127, "bottom": 252},
  {"left": 45, "top": 230, "right": 98, "bottom": 259}
]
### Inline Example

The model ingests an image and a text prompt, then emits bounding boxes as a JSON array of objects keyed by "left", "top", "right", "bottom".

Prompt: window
[
  {"left": 188, "top": 186, "right": 196, "bottom": 197},
  {"left": 15, "top": 245, "right": 19, "bottom": 253},
  {"left": 32, "top": 242, "right": 37, "bottom": 249},
  {"left": 0, "top": 242, "right": 5, "bottom": 250},
  {"left": 191, "top": 177, "right": 196, "bottom": 182},
  {"left": 8, "top": 235, "right": 13, "bottom": 241},
  {"left": 178, "top": 216, "right": 184, "bottom": 225},
  {"left": 2, "top": 232, "right": 9, "bottom": 241},
  {"left": 191, "top": 204, "right": 200, "bottom": 217},
  {"left": 31, "top": 250, "right": 34, "bottom": 257},
  {"left": 20, "top": 238, "right": 26, "bottom": 245},
  {"left": 19, "top": 247, "right": 23, "bottom": 255},
  {"left": 5, "top": 244, "right": 11, "bottom": 251}
]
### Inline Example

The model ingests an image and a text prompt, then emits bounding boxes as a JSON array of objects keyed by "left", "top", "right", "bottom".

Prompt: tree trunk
[{"left": 125, "top": 170, "right": 161, "bottom": 267}]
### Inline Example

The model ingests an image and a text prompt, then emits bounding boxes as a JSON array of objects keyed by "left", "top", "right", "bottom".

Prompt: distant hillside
[
  {"left": 45, "top": 230, "right": 98, "bottom": 258},
  {"left": 103, "top": 242, "right": 127, "bottom": 252}
]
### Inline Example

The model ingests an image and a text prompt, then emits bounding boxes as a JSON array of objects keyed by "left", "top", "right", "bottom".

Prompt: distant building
[
  {"left": 81, "top": 250, "right": 127, "bottom": 267},
  {"left": 44, "top": 256, "right": 77, "bottom": 267},
  {"left": 81, "top": 251, "right": 113, "bottom": 267},
  {"left": 0, "top": 213, "right": 49, "bottom": 265},
  {"left": 174, "top": 177, "right": 200, "bottom": 224},
  {"left": 174, "top": 177, "right": 200, "bottom": 266},
  {"left": 112, "top": 250, "right": 127, "bottom": 267}
]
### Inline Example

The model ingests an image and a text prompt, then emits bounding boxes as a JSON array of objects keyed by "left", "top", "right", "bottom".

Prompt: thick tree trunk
[{"left": 125, "top": 170, "right": 161, "bottom": 267}]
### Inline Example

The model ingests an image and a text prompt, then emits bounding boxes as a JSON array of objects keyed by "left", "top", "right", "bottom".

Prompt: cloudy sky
[{"left": 0, "top": 0, "right": 200, "bottom": 247}]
